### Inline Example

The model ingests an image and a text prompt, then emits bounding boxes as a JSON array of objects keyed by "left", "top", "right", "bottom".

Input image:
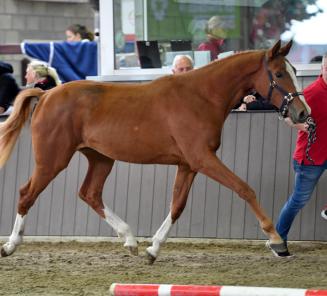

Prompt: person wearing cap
[
  {"left": 0, "top": 61, "right": 20, "bottom": 115},
  {"left": 197, "top": 16, "right": 227, "bottom": 61}
]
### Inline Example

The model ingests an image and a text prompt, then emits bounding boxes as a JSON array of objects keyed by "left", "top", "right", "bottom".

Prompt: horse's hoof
[
  {"left": 265, "top": 240, "right": 294, "bottom": 259},
  {"left": 1, "top": 242, "right": 16, "bottom": 257},
  {"left": 126, "top": 245, "right": 138, "bottom": 256},
  {"left": 1, "top": 247, "right": 9, "bottom": 257},
  {"left": 146, "top": 250, "right": 157, "bottom": 265}
]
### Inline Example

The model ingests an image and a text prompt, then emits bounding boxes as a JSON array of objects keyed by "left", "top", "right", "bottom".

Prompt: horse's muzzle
[
  {"left": 288, "top": 100, "right": 309, "bottom": 124},
  {"left": 295, "top": 108, "right": 309, "bottom": 123}
]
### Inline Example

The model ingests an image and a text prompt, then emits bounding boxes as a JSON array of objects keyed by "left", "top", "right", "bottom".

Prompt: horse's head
[{"left": 256, "top": 40, "right": 311, "bottom": 123}]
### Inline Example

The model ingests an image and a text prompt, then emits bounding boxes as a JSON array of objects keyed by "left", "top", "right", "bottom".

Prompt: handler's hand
[
  {"left": 243, "top": 95, "right": 256, "bottom": 104},
  {"left": 237, "top": 103, "right": 247, "bottom": 111},
  {"left": 284, "top": 117, "right": 309, "bottom": 132}
]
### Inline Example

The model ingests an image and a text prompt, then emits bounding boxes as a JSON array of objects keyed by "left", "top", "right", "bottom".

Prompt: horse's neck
[{"left": 193, "top": 51, "right": 264, "bottom": 107}]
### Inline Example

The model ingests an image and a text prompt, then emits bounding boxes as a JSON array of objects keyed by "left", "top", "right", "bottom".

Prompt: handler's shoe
[
  {"left": 265, "top": 240, "right": 293, "bottom": 258},
  {"left": 321, "top": 205, "right": 327, "bottom": 220}
]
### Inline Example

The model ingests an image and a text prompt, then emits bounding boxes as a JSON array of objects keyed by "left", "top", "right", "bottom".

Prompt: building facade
[{"left": 0, "top": 0, "right": 96, "bottom": 84}]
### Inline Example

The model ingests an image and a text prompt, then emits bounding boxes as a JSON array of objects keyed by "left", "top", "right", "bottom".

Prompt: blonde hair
[{"left": 28, "top": 61, "right": 61, "bottom": 86}]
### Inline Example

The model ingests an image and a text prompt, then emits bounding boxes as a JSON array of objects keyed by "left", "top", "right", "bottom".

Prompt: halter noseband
[{"left": 263, "top": 57, "right": 303, "bottom": 118}]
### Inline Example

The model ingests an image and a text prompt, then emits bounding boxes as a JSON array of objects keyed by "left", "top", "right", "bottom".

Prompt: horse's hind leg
[
  {"left": 146, "top": 164, "right": 196, "bottom": 264},
  {"left": 79, "top": 148, "right": 138, "bottom": 255},
  {"left": 1, "top": 163, "right": 68, "bottom": 257},
  {"left": 1, "top": 123, "right": 76, "bottom": 257}
]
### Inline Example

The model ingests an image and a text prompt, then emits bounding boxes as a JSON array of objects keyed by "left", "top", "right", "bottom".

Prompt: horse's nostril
[{"left": 298, "top": 110, "right": 307, "bottom": 123}]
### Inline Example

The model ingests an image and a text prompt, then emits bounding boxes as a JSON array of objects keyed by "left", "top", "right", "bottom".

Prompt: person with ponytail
[
  {"left": 65, "top": 24, "right": 94, "bottom": 42},
  {"left": 25, "top": 60, "right": 61, "bottom": 90}
]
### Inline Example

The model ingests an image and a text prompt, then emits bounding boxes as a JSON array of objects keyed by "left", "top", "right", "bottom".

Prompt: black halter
[
  {"left": 263, "top": 57, "right": 317, "bottom": 164},
  {"left": 263, "top": 57, "right": 303, "bottom": 118}
]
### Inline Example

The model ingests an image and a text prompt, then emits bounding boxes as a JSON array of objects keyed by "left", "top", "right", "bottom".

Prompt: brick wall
[{"left": 0, "top": 0, "right": 96, "bottom": 84}]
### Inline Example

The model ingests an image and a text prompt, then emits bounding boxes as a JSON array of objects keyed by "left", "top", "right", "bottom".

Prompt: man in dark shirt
[{"left": 0, "top": 61, "right": 20, "bottom": 114}]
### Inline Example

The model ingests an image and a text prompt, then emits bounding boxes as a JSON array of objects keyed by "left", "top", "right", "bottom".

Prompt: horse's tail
[{"left": 0, "top": 88, "right": 45, "bottom": 168}]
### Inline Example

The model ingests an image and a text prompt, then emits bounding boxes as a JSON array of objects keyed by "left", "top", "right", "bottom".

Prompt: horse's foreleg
[
  {"left": 146, "top": 165, "right": 196, "bottom": 264},
  {"left": 194, "top": 152, "right": 288, "bottom": 254},
  {"left": 79, "top": 149, "right": 138, "bottom": 255}
]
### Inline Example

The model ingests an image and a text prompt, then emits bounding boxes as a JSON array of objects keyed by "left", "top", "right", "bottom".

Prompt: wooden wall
[{"left": 0, "top": 107, "right": 326, "bottom": 241}]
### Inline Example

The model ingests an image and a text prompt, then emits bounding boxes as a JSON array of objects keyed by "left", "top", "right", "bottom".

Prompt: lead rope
[{"left": 305, "top": 116, "right": 317, "bottom": 164}]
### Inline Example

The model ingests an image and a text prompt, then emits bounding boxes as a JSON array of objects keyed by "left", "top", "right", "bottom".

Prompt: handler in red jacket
[{"left": 276, "top": 53, "right": 327, "bottom": 249}]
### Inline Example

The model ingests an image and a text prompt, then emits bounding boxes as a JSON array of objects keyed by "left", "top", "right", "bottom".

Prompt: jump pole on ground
[{"left": 109, "top": 283, "right": 327, "bottom": 296}]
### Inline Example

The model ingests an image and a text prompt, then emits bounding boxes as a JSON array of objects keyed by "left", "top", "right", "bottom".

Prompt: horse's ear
[
  {"left": 279, "top": 40, "right": 293, "bottom": 57},
  {"left": 267, "top": 40, "right": 281, "bottom": 60}
]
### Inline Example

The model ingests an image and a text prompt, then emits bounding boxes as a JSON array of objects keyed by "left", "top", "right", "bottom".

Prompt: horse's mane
[{"left": 200, "top": 49, "right": 265, "bottom": 71}]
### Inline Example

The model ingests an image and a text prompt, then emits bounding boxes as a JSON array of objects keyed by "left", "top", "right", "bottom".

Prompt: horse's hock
[{"left": 0, "top": 112, "right": 325, "bottom": 241}]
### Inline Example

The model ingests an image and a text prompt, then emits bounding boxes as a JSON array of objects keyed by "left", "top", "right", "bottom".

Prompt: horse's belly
[{"left": 86, "top": 133, "right": 184, "bottom": 165}]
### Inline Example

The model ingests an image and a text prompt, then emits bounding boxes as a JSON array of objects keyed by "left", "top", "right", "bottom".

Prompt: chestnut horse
[{"left": 0, "top": 40, "right": 310, "bottom": 263}]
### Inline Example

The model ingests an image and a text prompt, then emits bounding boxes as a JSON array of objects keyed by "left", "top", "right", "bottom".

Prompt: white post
[{"left": 99, "top": 0, "right": 114, "bottom": 75}]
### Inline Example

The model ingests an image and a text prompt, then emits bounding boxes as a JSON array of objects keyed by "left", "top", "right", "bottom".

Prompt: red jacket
[{"left": 293, "top": 75, "right": 327, "bottom": 165}]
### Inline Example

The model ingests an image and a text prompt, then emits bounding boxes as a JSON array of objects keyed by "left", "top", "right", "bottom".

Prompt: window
[{"left": 101, "top": 0, "right": 326, "bottom": 74}]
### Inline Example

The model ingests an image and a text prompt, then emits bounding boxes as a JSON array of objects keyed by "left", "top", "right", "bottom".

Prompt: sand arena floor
[{"left": 0, "top": 238, "right": 326, "bottom": 295}]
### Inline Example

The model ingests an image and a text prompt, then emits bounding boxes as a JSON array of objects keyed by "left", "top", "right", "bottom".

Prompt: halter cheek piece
[
  {"left": 263, "top": 57, "right": 317, "bottom": 164},
  {"left": 263, "top": 57, "right": 303, "bottom": 118}
]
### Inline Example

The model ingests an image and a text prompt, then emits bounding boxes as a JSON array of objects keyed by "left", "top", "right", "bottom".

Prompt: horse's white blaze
[
  {"left": 285, "top": 61, "right": 311, "bottom": 114},
  {"left": 103, "top": 205, "right": 137, "bottom": 247},
  {"left": 147, "top": 212, "right": 173, "bottom": 258}
]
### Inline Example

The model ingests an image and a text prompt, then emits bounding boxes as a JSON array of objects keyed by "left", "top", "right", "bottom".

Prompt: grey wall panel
[
  {"left": 258, "top": 114, "right": 278, "bottom": 239},
  {"left": 49, "top": 170, "right": 66, "bottom": 235},
  {"left": 1, "top": 144, "right": 19, "bottom": 235},
  {"left": 216, "top": 115, "right": 237, "bottom": 238},
  {"left": 125, "top": 164, "right": 141, "bottom": 236},
  {"left": 99, "top": 163, "right": 117, "bottom": 236},
  {"left": 0, "top": 109, "right": 326, "bottom": 241},
  {"left": 151, "top": 165, "right": 169, "bottom": 235},
  {"left": 230, "top": 113, "right": 251, "bottom": 239},
  {"left": 244, "top": 113, "right": 265, "bottom": 239},
  {"left": 273, "top": 120, "right": 293, "bottom": 222},
  {"left": 315, "top": 173, "right": 327, "bottom": 239},
  {"left": 60, "top": 154, "right": 80, "bottom": 236},
  {"left": 74, "top": 156, "right": 89, "bottom": 235},
  {"left": 138, "top": 165, "right": 155, "bottom": 236}
]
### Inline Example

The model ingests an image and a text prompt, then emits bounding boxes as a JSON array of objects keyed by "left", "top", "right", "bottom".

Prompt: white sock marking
[
  {"left": 147, "top": 212, "right": 173, "bottom": 258},
  {"left": 103, "top": 205, "right": 137, "bottom": 247},
  {"left": 2, "top": 214, "right": 25, "bottom": 256},
  {"left": 9, "top": 214, "right": 25, "bottom": 245}
]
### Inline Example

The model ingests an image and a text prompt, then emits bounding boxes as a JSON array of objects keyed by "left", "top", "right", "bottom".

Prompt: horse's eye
[{"left": 275, "top": 72, "right": 283, "bottom": 78}]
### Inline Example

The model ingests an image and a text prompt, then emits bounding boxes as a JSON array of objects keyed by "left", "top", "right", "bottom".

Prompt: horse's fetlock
[
  {"left": 260, "top": 218, "right": 274, "bottom": 234},
  {"left": 9, "top": 235, "right": 23, "bottom": 247},
  {"left": 117, "top": 223, "right": 132, "bottom": 239}
]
